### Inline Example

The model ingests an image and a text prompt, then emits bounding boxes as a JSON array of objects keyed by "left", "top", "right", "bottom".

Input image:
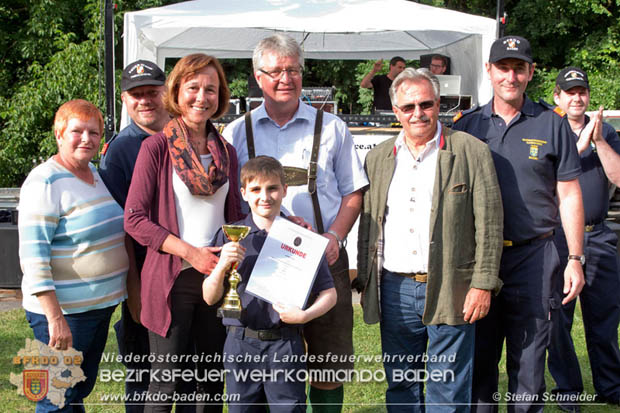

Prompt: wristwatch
[
  {"left": 568, "top": 254, "right": 586, "bottom": 266},
  {"left": 327, "top": 230, "right": 345, "bottom": 249}
]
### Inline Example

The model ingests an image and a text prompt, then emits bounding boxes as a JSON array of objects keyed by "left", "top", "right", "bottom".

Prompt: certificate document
[{"left": 245, "top": 215, "right": 329, "bottom": 308}]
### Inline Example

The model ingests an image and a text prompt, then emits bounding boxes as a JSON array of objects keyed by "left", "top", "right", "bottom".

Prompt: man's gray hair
[
  {"left": 389, "top": 68, "right": 440, "bottom": 105},
  {"left": 252, "top": 34, "right": 304, "bottom": 72}
]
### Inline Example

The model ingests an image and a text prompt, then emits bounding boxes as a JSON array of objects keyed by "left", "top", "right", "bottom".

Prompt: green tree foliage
[
  {"left": 507, "top": 0, "right": 620, "bottom": 108},
  {"left": 0, "top": 0, "right": 104, "bottom": 186},
  {"left": 0, "top": 0, "right": 181, "bottom": 186},
  {"left": 443, "top": 0, "right": 620, "bottom": 108}
]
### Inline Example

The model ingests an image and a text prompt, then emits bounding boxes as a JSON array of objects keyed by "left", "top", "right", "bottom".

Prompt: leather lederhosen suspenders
[{"left": 244, "top": 110, "right": 326, "bottom": 233}]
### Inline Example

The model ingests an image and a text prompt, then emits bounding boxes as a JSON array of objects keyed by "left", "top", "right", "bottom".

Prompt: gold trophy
[{"left": 217, "top": 224, "right": 251, "bottom": 319}]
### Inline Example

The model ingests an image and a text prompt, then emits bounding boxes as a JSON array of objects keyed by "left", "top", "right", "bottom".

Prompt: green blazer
[{"left": 356, "top": 127, "right": 503, "bottom": 325}]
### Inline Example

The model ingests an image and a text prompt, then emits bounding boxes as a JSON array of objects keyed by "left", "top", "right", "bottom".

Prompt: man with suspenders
[{"left": 223, "top": 34, "right": 368, "bottom": 412}]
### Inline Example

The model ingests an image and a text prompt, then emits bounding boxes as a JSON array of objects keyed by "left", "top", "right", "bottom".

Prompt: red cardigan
[{"left": 124, "top": 131, "right": 242, "bottom": 337}]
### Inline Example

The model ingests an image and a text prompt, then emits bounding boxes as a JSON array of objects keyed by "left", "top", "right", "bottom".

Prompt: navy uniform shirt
[
  {"left": 573, "top": 117, "right": 620, "bottom": 224},
  {"left": 99, "top": 121, "right": 153, "bottom": 208},
  {"left": 452, "top": 95, "right": 582, "bottom": 242},
  {"left": 99, "top": 121, "right": 153, "bottom": 266},
  {"left": 210, "top": 214, "right": 334, "bottom": 330}
]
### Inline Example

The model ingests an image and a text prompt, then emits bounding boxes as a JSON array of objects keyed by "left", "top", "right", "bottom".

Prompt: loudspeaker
[
  {"left": 0, "top": 224, "right": 22, "bottom": 288},
  {"left": 247, "top": 97, "right": 264, "bottom": 110},
  {"left": 248, "top": 75, "right": 263, "bottom": 98}
]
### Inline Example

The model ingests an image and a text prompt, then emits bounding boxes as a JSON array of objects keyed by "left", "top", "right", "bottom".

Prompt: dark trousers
[
  {"left": 304, "top": 249, "right": 354, "bottom": 372},
  {"left": 548, "top": 225, "right": 620, "bottom": 401},
  {"left": 114, "top": 300, "right": 151, "bottom": 413},
  {"left": 472, "top": 238, "right": 559, "bottom": 413},
  {"left": 144, "top": 268, "right": 226, "bottom": 413},
  {"left": 26, "top": 305, "right": 116, "bottom": 413},
  {"left": 224, "top": 327, "right": 306, "bottom": 413}
]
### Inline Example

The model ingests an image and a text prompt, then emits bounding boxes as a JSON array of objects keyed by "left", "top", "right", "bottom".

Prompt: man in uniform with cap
[
  {"left": 547, "top": 66, "right": 620, "bottom": 410},
  {"left": 452, "top": 36, "right": 586, "bottom": 412},
  {"left": 99, "top": 60, "right": 171, "bottom": 413}
]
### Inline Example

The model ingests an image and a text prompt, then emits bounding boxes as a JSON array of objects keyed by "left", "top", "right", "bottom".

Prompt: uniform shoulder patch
[
  {"left": 452, "top": 104, "right": 479, "bottom": 124},
  {"left": 538, "top": 98, "right": 565, "bottom": 116},
  {"left": 100, "top": 142, "right": 109, "bottom": 157},
  {"left": 100, "top": 133, "right": 118, "bottom": 157}
]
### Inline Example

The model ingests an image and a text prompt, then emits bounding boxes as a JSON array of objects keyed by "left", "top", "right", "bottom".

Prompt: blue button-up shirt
[{"left": 223, "top": 100, "right": 368, "bottom": 232}]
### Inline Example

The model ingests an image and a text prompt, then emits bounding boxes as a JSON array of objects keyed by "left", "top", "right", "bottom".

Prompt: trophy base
[{"left": 217, "top": 307, "right": 245, "bottom": 319}]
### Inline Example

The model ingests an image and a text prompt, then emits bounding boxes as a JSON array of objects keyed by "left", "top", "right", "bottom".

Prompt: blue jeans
[
  {"left": 25, "top": 305, "right": 116, "bottom": 413},
  {"left": 380, "top": 269, "right": 474, "bottom": 413}
]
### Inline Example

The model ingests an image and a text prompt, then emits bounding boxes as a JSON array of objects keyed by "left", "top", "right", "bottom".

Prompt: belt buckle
[
  {"left": 257, "top": 330, "right": 278, "bottom": 341},
  {"left": 585, "top": 224, "right": 594, "bottom": 232},
  {"left": 415, "top": 273, "right": 428, "bottom": 283}
]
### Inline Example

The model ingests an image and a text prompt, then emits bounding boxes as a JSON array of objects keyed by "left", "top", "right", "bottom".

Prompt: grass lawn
[{"left": 1, "top": 303, "right": 617, "bottom": 412}]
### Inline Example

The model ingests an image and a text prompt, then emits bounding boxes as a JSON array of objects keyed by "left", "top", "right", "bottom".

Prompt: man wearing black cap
[
  {"left": 453, "top": 36, "right": 586, "bottom": 412},
  {"left": 547, "top": 67, "right": 620, "bottom": 410},
  {"left": 100, "top": 60, "right": 169, "bottom": 207},
  {"left": 99, "top": 60, "right": 171, "bottom": 413}
]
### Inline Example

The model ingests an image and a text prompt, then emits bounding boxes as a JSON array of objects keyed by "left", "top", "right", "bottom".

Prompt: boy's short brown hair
[{"left": 240, "top": 156, "right": 286, "bottom": 187}]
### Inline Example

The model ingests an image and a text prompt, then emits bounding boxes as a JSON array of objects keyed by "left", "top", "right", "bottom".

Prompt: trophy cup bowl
[{"left": 217, "top": 225, "right": 251, "bottom": 319}]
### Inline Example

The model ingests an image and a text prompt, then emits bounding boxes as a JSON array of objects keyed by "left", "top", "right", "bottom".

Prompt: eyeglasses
[
  {"left": 258, "top": 67, "right": 303, "bottom": 80},
  {"left": 430, "top": 63, "right": 445, "bottom": 70},
  {"left": 395, "top": 100, "right": 436, "bottom": 114}
]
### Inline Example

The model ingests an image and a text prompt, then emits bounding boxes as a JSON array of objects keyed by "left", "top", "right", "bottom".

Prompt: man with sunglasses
[
  {"left": 357, "top": 67, "right": 503, "bottom": 411},
  {"left": 223, "top": 34, "right": 368, "bottom": 412},
  {"left": 452, "top": 36, "right": 585, "bottom": 412}
]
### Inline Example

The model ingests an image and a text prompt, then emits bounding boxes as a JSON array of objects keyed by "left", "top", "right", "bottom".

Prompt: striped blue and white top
[{"left": 19, "top": 158, "right": 128, "bottom": 314}]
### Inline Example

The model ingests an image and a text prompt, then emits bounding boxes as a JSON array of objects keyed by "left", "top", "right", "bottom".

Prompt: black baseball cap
[
  {"left": 121, "top": 60, "right": 165, "bottom": 91},
  {"left": 556, "top": 66, "right": 589, "bottom": 91},
  {"left": 489, "top": 36, "right": 533, "bottom": 64}
]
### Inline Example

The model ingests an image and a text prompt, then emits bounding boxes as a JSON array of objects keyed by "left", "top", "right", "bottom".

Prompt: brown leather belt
[
  {"left": 394, "top": 272, "right": 428, "bottom": 283},
  {"left": 503, "top": 230, "right": 553, "bottom": 248}
]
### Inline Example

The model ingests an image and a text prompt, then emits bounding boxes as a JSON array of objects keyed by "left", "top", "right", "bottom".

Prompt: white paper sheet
[{"left": 245, "top": 216, "right": 329, "bottom": 308}]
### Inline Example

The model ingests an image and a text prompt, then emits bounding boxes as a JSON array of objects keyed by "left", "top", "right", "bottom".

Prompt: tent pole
[
  {"left": 496, "top": 0, "right": 505, "bottom": 38},
  {"left": 104, "top": 0, "right": 116, "bottom": 142}
]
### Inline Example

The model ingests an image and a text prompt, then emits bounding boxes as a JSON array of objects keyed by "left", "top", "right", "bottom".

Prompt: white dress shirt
[{"left": 383, "top": 121, "right": 442, "bottom": 273}]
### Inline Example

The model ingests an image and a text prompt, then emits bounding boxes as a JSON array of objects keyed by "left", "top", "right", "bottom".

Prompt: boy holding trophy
[{"left": 203, "top": 155, "right": 337, "bottom": 411}]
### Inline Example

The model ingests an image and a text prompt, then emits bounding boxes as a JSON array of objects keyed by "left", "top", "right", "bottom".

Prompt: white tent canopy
[{"left": 123, "top": 0, "right": 496, "bottom": 109}]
